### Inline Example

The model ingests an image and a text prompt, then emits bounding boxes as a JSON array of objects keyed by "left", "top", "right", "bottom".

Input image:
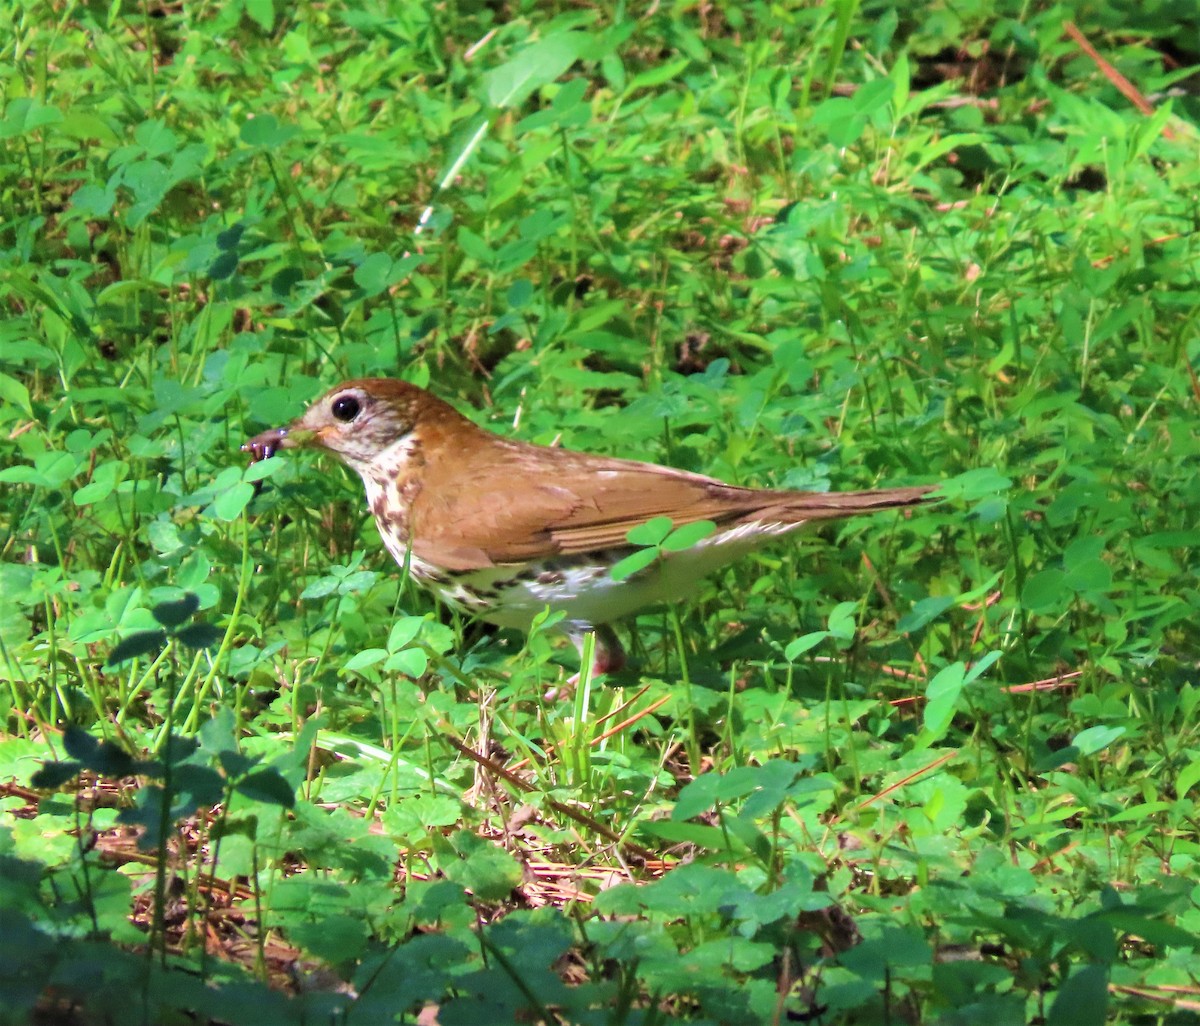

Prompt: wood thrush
[{"left": 245, "top": 378, "right": 933, "bottom": 674}]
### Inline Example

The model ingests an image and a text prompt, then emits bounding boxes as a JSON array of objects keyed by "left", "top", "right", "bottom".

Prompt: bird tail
[{"left": 760, "top": 484, "right": 935, "bottom": 524}]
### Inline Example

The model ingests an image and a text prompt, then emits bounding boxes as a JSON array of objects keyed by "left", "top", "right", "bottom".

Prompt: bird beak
[{"left": 242, "top": 425, "right": 317, "bottom": 463}]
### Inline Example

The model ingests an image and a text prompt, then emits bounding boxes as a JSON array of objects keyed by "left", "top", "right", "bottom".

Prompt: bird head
[{"left": 243, "top": 378, "right": 433, "bottom": 473}]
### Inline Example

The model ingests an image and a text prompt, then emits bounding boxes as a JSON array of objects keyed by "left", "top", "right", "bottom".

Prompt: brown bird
[{"left": 244, "top": 378, "right": 933, "bottom": 675}]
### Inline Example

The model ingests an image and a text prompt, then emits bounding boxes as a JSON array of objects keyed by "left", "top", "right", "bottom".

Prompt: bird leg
[{"left": 562, "top": 622, "right": 626, "bottom": 680}]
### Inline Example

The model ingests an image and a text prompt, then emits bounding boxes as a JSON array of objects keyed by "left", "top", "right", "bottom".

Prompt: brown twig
[
  {"left": 442, "top": 733, "right": 657, "bottom": 860},
  {"left": 845, "top": 751, "right": 958, "bottom": 814},
  {"left": 1062, "top": 21, "right": 1177, "bottom": 140}
]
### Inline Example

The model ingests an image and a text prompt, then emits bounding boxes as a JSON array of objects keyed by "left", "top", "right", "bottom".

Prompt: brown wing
[{"left": 408, "top": 426, "right": 931, "bottom": 570}]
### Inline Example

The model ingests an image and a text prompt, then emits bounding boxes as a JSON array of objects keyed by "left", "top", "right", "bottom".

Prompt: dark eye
[{"left": 331, "top": 395, "right": 360, "bottom": 422}]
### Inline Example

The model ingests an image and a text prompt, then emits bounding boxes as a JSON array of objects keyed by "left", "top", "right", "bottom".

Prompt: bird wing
[
  {"left": 409, "top": 450, "right": 749, "bottom": 569},
  {"left": 409, "top": 440, "right": 930, "bottom": 571}
]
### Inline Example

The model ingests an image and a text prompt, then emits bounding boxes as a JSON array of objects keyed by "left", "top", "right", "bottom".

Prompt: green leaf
[
  {"left": 354, "top": 252, "right": 394, "bottom": 296},
  {"left": 388, "top": 616, "right": 427, "bottom": 652},
  {"left": 62, "top": 725, "right": 101, "bottom": 762},
  {"left": 1072, "top": 725, "right": 1125, "bottom": 757},
  {"left": 336, "top": 570, "right": 378, "bottom": 595},
  {"left": 963, "top": 650, "right": 1002, "bottom": 685},
  {"left": 896, "top": 595, "right": 955, "bottom": 634},
  {"left": 687, "top": 936, "right": 777, "bottom": 973},
  {"left": 921, "top": 662, "right": 966, "bottom": 743},
  {"left": 213, "top": 481, "right": 255, "bottom": 521},
  {"left": 1177, "top": 755, "right": 1200, "bottom": 798},
  {"left": 216, "top": 223, "right": 244, "bottom": 250},
  {"left": 1021, "top": 569, "right": 1069, "bottom": 612},
  {"left": 672, "top": 773, "right": 723, "bottom": 820},
  {"left": 506, "top": 278, "right": 534, "bottom": 309},
  {"left": 240, "top": 113, "right": 298, "bottom": 148},
  {"left": 1097, "top": 910, "right": 1197, "bottom": 949},
  {"left": 0, "top": 98, "right": 63, "bottom": 138},
  {"left": 623, "top": 57, "right": 690, "bottom": 95},
  {"left": 342, "top": 648, "right": 387, "bottom": 674},
  {"left": 244, "top": 0, "right": 274, "bottom": 32},
  {"left": 661, "top": 519, "right": 716, "bottom": 552},
  {"left": 637, "top": 819, "right": 740, "bottom": 851},
  {"left": 31, "top": 760, "right": 82, "bottom": 789},
  {"left": 827, "top": 601, "right": 858, "bottom": 641},
  {"left": 784, "top": 631, "right": 828, "bottom": 661},
  {"left": 1064, "top": 558, "right": 1113, "bottom": 595},
  {"left": 106, "top": 630, "right": 168, "bottom": 667},
  {"left": 385, "top": 647, "right": 428, "bottom": 677},
  {"left": 0, "top": 372, "right": 33, "bottom": 419},
  {"left": 610, "top": 546, "right": 659, "bottom": 582},
  {"left": 235, "top": 769, "right": 296, "bottom": 808},
  {"left": 72, "top": 478, "right": 113, "bottom": 505},
  {"left": 626, "top": 516, "right": 674, "bottom": 547},
  {"left": 301, "top": 576, "right": 338, "bottom": 600},
  {"left": 88, "top": 741, "right": 141, "bottom": 778},
  {"left": 438, "top": 831, "right": 523, "bottom": 902},
  {"left": 484, "top": 31, "right": 587, "bottom": 109},
  {"left": 937, "top": 467, "right": 1013, "bottom": 501},
  {"left": 209, "top": 249, "right": 238, "bottom": 280},
  {"left": 175, "top": 622, "right": 223, "bottom": 650},
  {"left": 1046, "top": 964, "right": 1107, "bottom": 1026},
  {"left": 151, "top": 593, "right": 200, "bottom": 628},
  {"left": 457, "top": 225, "right": 492, "bottom": 264}
]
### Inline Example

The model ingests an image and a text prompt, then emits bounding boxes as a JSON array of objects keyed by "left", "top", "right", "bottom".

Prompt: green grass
[{"left": 2, "top": 1, "right": 1199, "bottom": 1023}]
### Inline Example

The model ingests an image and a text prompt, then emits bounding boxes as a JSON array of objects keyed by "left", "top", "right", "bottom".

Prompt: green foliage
[
  {"left": 2, "top": 0, "right": 1199, "bottom": 1022},
  {"left": 612, "top": 516, "right": 718, "bottom": 581}
]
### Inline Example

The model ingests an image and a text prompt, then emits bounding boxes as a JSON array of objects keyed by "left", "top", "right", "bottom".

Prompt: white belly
[{"left": 417, "top": 521, "right": 806, "bottom": 632}]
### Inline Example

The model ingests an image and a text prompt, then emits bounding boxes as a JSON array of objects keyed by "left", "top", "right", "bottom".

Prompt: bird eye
[{"left": 331, "top": 395, "right": 361, "bottom": 422}]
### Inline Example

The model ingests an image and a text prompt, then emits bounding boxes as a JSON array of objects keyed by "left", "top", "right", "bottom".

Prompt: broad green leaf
[
  {"left": 610, "top": 547, "right": 659, "bottom": 582},
  {"left": 0, "top": 98, "right": 63, "bottom": 138},
  {"left": 300, "top": 576, "right": 339, "bottom": 600},
  {"left": 106, "top": 629, "right": 168, "bottom": 667},
  {"left": 240, "top": 113, "right": 298, "bottom": 148},
  {"left": 342, "top": 648, "right": 387, "bottom": 674},
  {"left": 31, "top": 760, "right": 83, "bottom": 789},
  {"left": 1064, "top": 558, "right": 1113, "bottom": 595},
  {"left": 921, "top": 662, "right": 966, "bottom": 742},
  {"left": 213, "top": 481, "right": 255, "bottom": 520},
  {"left": 244, "top": 0, "right": 274, "bottom": 32},
  {"left": 785, "top": 631, "right": 828, "bottom": 661},
  {"left": 235, "top": 769, "right": 296, "bottom": 808},
  {"left": 336, "top": 570, "right": 378, "bottom": 595},
  {"left": 387, "top": 616, "right": 426, "bottom": 652},
  {"left": 385, "top": 647, "right": 428, "bottom": 677},
  {"left": 438, "top": 831, "right": 522, "bottom": 902},
  {"left": 963, "top": 650, "right": 1002, "bottom": 685},
  {"left": 896, "top": 596, "right": 954, "bottom": 634},
  {"left": 354, "top": 252, "right": 394, "bottom": 296},
  {"left": 484, "top": 31, "right": 587, "bottom": 109},
  {"left": 1021, "top": 569, "right": 1069, "bottom": 612},
  {"left": 1072, "top": 725, "right": 1125, "bottom": 757},
  {"left": 175, "top": 622, "right": 223, "bottom": 650},
  {"left": 638, "top": 820, "right": 741, "bottom": 851},
  {"left": 0, "top": 372, "right": 32, "bottom": 419},
  {"left": 937, "top": 467, "right": 1013, "bottom": 501},
  {"left": 827, "top": 601, "right": 858, "bottom": 641},
  {"left": 661, "top": 519, "right": 716, "bottom": 552},
  {"left": 1177, "top": 755, "right": 1200, "bottom": 798},
  {"left": 151, "top": 593, "right": 200, "bottom": 628},
  {"left": 61, "top": 725, "right": 101, "bottom": 762},
  {"left": 623, "top": 57, "right": 690, "bottom": 96},
  {"left": 1046, "top": 964, "right": 1107, "bottom": 1026}
]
